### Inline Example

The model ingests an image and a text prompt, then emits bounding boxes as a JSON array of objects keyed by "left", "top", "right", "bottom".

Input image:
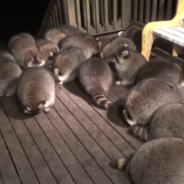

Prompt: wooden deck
[{"left": 0, "top": 79, "right": 143, "bottom": 184}]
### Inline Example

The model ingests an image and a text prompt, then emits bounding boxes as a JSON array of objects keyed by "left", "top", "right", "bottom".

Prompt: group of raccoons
[{"left": 1, "top": 24, "right": 184, "bottom": 183}]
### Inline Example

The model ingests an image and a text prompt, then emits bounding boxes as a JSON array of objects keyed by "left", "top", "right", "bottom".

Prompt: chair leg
[
  {"left": 172, "top": 44, "right": 179, "bottom": 57},
  {"left": 141, "top": 30, "right": 155, "bottom": 61}
]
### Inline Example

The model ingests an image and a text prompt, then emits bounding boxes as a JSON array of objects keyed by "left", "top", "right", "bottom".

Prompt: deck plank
[
  {"left": 53, "top": 88, "right": 129, "bottom": 184},
  {"left": 62, "top": 82, "right": 142, "bottom": 151},
  {"left": 0, "top": 99, "right": 39, "bottom": 184},
  {"left": 46, "top": 106, "right": 116, "bottom": 184},
  {"left": 0, "top": 131, "right": 21, "bottom": 184},
  {"left": 6, "top": 97, "right": 58, "bottom": 184},
  {"left": 57, "top": 88, "right": 123, "bottom": 159},
  {"left": 9, "top": 98, "right": 74, "bottom": 184},
  {"left": 0, "top": 174, "right": 3, "bottom": 184},
  {"left": 0, "top": 80, "right": 140, "bottom": 184},
  {"left": 34, "top": 112, "right": 95, "bottom": 184}
]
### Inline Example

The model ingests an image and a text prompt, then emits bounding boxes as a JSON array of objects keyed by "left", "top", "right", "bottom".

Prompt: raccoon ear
[
  {"left": 97, "top": 42, "right": 102, "bottom": 50},
  {"left": 54, "top": 68, "right": 59, "bottom": 75},
  {"left": 49, "top": 52, "right": 53, "bottom": 57},
  {"left": 100, "top": 52, "right": 105, "bottom": 58},
  {"left": 122, "top": 50, "right": 129, "bottom": 57}
]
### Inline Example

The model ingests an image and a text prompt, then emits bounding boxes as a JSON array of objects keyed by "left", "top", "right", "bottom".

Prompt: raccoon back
[
  {"left": 150, "top": 103, "right": 184, "bottom": 139},
  {"left": 124, "top": 78, "right": 180, "bottom": 126},
  {"left": 79, "top": 57, "right": 113, "bottom": 109},
  {"left": 135, "top": 58, "right": 183, "bottom": 86},
  {"left": 129, "top": 137, "right": 184, "bottom": 184},
  {"left": 58, "top": 33, "right": 99, "bottom": 59},
  {"left": 17, "top": 67, "right": 55, "bottom": 106}
]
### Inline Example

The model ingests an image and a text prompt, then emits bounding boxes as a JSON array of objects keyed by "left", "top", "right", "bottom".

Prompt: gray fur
[
  {"left": 9, "top": 33, "right": 45, "bottom": 69},
  {"left": 135, "top": 57, "right": 184, "bottom": 86},
  {"left": 45, "top": 28, "right": 66, "bottom": 45},
  {"left": 79, "top": 57, "right": 113, "bottom": 109},
  {"left": 45, "top": 25, "right": 82, "bottom": 45},
  {"left": 17, "top": 67, "right": 56, "bottom": 115},
  {"left": 36, "top": 38, "right": 59, "bottom": 62},
  {"left": 58, "top": 24, "right": 82, "bottom": 35},
  {"left": 130, "top": 103, "right": 184, "bottom": 141},
  {"left": 100, "top": 37, "right": 136, "bottom": 60},
  {"left": 123, "top": 78, "right": 180, "bottom": 126},
  {"left": 114, "top": 45, "right": 146, "bottom": 86},
  {"left": 0, "top": 51, "right": 22, "bottom": 96},
  {"left": 53, "top": 46, "right": 85, "bottom": 84},
  {"left": 58, "top": 32, "right": 101, "bottom": 60},
  {"left": 110, "top": 137, "right": 184, "bottom": 184}
]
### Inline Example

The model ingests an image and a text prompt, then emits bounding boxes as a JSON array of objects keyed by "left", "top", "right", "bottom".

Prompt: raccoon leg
[
  {"left": 129, "top": 125, "right": 150, "bottom": 141},
  {"left": 115, "top": 81, "right": 122, "bottom": 86},
  {"left": 44, "top": 107, "right": 50, "bottom": 113},
  {"left": 109, "top": 158, "right": 127, "bottom": 170},
  {"left": 92, "top": 93, "right": 113, "bottom": 109}
]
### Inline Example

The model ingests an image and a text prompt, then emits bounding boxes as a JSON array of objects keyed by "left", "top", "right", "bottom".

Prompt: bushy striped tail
[
  {"left": 93, "top": 94, "right": 113, "bottom": 109},
  {"left": 129, "top": 125, "right": 150, "bottom": 141}
]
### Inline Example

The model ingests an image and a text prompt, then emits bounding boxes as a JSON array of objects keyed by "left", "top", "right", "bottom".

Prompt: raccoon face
[
  {"left": 23, "top": 100, "right": 50, "bottom": 115},
  {"left": 123, "top": 109, "right": 137, "bottom": 126},
  {"left": 54, "top": 68, "right": 67, "bottom": 84},
  {"left": 27, "top": 55, "right": 45, "bottom": 67},
  {"left": 114, "top": 44, "right": 129, "bottom": 64}
]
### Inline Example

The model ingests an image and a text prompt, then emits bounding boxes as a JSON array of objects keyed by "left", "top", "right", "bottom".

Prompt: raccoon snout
[{"left": 123, "top": 110, "right": 137, "bottom": 126}]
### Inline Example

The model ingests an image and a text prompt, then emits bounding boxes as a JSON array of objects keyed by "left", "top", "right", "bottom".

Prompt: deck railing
[{"left": 38, "top": 0, "right": 176, "bottom": 38}]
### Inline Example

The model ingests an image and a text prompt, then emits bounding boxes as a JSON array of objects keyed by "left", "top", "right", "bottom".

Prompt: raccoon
[
  {"left": 113, "top": 44, "right": 146, "bottom": 86},
  {"left": 53, "top": 46, "right": 85, "bottom": 84},
  {"left": 36, "top": 38, "right": 59, "bottom": 61},
  {"left": 58, "top": 32, "right": 101, "bottom": 60},
  {"left": 100, "top": 37, "right": 136, "bottom": 60},
  {"left": 9, "top": 33, "right": 45, "bottom": 69},
  {"left": 45, "top": 28, "right": 66, "bottom": 45},
  {"left": 122, "top": 78, "right": 180, "bottom": 126},
  {"left": 135, "top": 57, "right": 184, "bottom": 86},
  {"left": 110, "top": 137, "right": 184, "bottom": 184},
  {"left": 130, "top": 103, "right": 184, "bottom": 141},
  {"left": 79, "top": 57, "right": 113, "bottom": 109},
  {"left": 58, "top": 24, "right": 82, "bottom": 35},
  {"left": 0, "top": 51, "right": 22, "bottom": 96},
  {"left": 16, "top": 67, "right": 56, "bottom": 115}
]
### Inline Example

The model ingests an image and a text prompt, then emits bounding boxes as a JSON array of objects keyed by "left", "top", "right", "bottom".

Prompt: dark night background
[{"left": 0, "top": 0, "right": 50, "bottom": 45}]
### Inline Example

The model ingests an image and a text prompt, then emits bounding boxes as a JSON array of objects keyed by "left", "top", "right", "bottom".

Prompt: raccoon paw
[
  {"left": 44, "top": 107, "right": 50, "bottom": 113},
  {"left": 115, "top": 81, "right": 122, "bottom": 86}
]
